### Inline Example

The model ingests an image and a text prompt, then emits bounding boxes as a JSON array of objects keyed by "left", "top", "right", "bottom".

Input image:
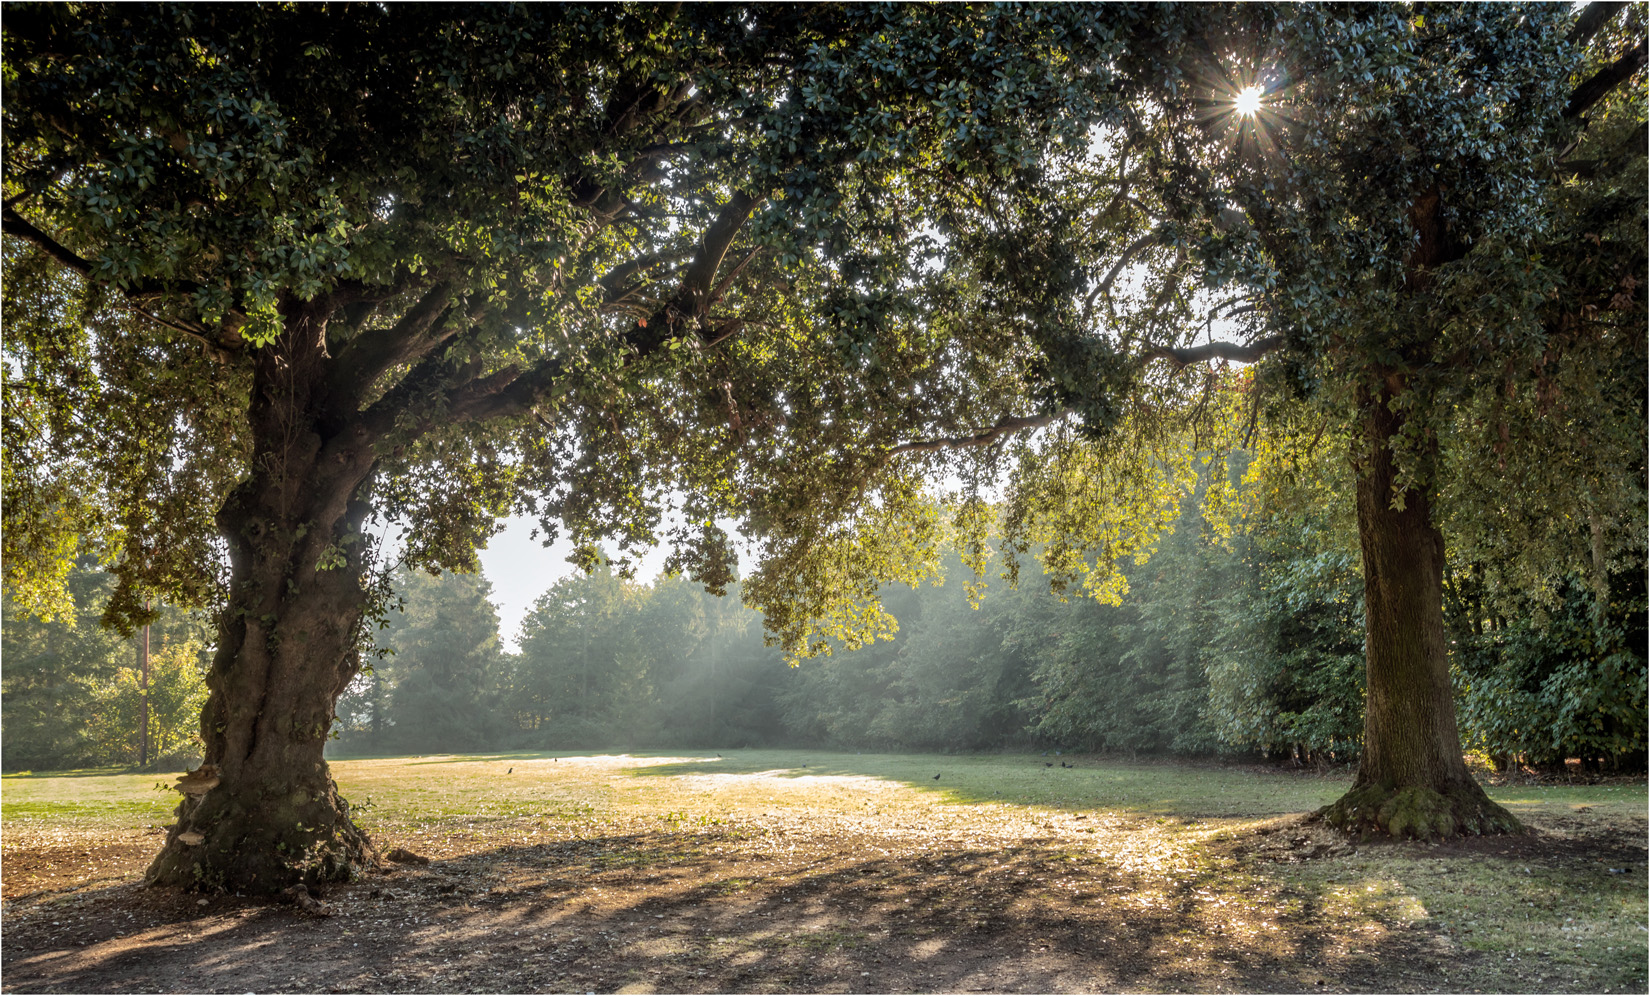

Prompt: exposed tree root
[{"left": 283, "top": 884, "right": 336, "bottom": 916}]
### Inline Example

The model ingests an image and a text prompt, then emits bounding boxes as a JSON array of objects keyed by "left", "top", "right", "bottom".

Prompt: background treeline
[
  {"left": 1, "top": 568, "right": 214, "bottom": 771},
  {"left": 6, "top": 463, "right": 1644, "bottom": 772}
]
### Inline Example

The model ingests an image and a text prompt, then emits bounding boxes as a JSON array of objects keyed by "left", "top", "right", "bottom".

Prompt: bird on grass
[
  {"left": 507, "top": 767, "right": 513, "bottom": 774},
  {"left": 933, "top": 774, "right": 941, "bottom": 780},
  {"left": 1044, "top": 762, "right": 1053, "bottom": 768}
]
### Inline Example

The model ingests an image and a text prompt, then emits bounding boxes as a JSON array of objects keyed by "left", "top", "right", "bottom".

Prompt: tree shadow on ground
[
  {"left": 5, "top": 756, "right": 1641, "bottom": 994},
  {"left": 2, "top": 822, "right": 1520, "bottom": 994}
]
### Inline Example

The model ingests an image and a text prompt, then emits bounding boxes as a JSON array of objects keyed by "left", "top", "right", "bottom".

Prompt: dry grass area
[{"left": 2, "top": 751, "right": 1644, "bottom": 993}]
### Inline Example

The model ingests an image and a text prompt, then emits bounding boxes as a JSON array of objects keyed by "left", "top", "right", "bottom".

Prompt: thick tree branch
[
  {"left": 446, "top": 366, "right": 534, "bottom": 423},
  {"left": 678, "top": 192, "right": 762, "bottom": 308},
  {"left": 1567, "top": 2, "right": 1630, "bottom": 46},
  {"left": 709, "top": 247, "right": 763, "bottom": 302},
  {"left": 326, "top": 281, "right": 456, "bottom": 402},
  {"left": 2, "top": 205, "right": 93, "bottom": 277},
  {"left": 1144, "top": 335, "right": 1284, "bottom": 370},
  {"left": 889, "top": 411, "right": 1071, "bottom": 455},
  {"left": 1559, "top": 121, "right": 1649, "bottom": 177},
  {"left": 439, "top": 356, "right": 574, "bottom": 427},
  {"left": 1200, "top": 295, "right": 1258, "bottom": 335},
  {"left": 1084, "top": 228, "right": 1161, "bottom": 327},
  {"left": 1565, "top": 39, "right": 1648, "bottom": 119},
  {"left": 420, "top": 208, "right": 762, "bottom": 429},
  {"left": 637, "top": 191, "right": 765, "bottom": 347},
  {"left": 1089, "top": 232, "right": 1158, "bottom": 306},
  {"left": 3, "top": 204, "right": 216, "bottom": 313},
  {"left": 373, "top": 195, "right": 763, "bottom": 433},
  {"left": 4, "top": 204, "right": 232, "bottom": 352},
  {"left": 366, "top": 189, "right": 766, "bottom": 435},
  {"left": 599, "top": 248, "right": 694, "bottom": 298},
  {"left": 599, "top": 250, "right": 692, "bottom": 313}
]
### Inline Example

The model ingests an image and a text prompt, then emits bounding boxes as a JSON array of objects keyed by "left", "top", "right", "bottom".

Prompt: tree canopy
[
  {"left": 2, "top": 2, "right": 1643, "bottom": 889},
  {"left": 2, "top": 3, "right": 1161, "bottom": 625}
]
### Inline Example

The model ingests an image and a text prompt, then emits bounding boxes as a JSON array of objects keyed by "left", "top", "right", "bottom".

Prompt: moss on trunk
[{"left": 1318, "top": 779, "right": 1521, "bottom": 838}]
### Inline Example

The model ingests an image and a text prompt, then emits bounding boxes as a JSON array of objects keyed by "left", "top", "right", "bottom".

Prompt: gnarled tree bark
[{"left": 146, "top": 300, "right": 381, "bottom": 891}]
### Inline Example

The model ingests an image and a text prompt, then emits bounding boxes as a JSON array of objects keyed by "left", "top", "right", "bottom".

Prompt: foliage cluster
[
  {"left": 11, "top": 481, "right": 1642, "bottom": 774},
  {"left": 1455, "top": 572, "right": 1649, "bottom": 771}
]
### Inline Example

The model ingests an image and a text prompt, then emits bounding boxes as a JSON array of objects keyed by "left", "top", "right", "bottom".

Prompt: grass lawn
[{"left": 3, "top": 750, "right": 1645, "bottom": 993}]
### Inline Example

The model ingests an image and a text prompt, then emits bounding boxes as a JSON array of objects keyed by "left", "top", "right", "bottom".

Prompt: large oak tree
[
  {"left": 722, "top": 2, "right": 1645, "bottom": 839},
  {"left": 1160, "top": 4, "right": 1647, "bottom": 835},
  {"left": 3, "top": 2, "right": 1171, "bottom": 891}
]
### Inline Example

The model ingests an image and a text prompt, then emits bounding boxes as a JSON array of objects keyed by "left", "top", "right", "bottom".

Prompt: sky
[
  {"left": 475, "top": 513, "right": 731, "bottom": 652},
  {"left": 473, "top": 515, "right": 567, "bottom": 651},
  {"left": 475, "top": 515, "right": 638, "bottom": 651}
]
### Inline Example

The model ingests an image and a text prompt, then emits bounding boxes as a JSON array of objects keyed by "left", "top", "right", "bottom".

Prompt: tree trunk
[
  {"left": 137, "top": 616, "right": 150, "bottom": 767},
  {"left": 146, "top": 301, "right": 382, "bottom": 892},
  {"left": 370, "top": 670, "right": 384, "bottom": 739},
  {"left": 1318, "top": 387, "right": 1523, "bottom": 838}
]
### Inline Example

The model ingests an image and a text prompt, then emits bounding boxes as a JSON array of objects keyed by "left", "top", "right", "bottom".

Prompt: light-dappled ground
[{"left": 2, "top": 750, "right": 1644, "bottom": 993}]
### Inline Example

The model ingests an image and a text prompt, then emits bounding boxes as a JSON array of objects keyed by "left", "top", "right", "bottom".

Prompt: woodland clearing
[{"left": 2, "top": 750, "right": 1644, "bottom": 994}]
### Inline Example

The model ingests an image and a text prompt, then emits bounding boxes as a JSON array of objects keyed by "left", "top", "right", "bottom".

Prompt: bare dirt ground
[{"left": 3, "top": 758, "right": 1645, "bottom": 994}]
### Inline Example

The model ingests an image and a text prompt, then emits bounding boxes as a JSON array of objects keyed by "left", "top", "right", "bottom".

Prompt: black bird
[
  {"left": 1061, "top": 762, "right": 1071, "bottom": 768},
  {"left": 933, "top": 774, "right": 941, "bottom": 780},
  {"left": 1045, "top": 762, "right": 1053, "bottom": 767},
  {"left": 507, "top": 767, "right": 513, "bottom": 773}
]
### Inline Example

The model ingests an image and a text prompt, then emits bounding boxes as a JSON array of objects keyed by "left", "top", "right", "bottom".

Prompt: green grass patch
[
  {"left": 1490, "top": 782, "right": 1648, "bottom": 818},
  {"left": 2, "top": 770, "right": 180, "bottom": 825},
  {"left": 1278, "top": 845, "right": 1646, "bottom": 990}
]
